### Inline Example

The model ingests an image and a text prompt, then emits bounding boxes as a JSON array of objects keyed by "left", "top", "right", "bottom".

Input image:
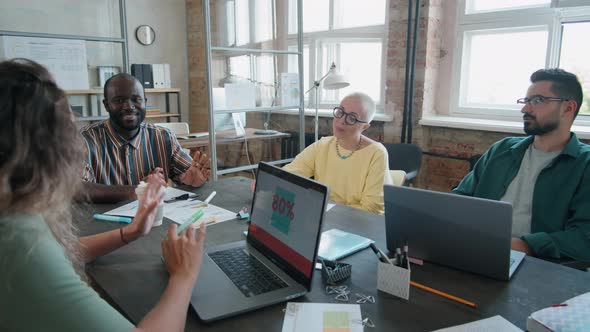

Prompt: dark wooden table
[{"left": 78, "top": 177, "right": 590, "bottom": 331}]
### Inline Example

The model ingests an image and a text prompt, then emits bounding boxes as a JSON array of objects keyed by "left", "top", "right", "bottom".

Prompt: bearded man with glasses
[
  {"left": 282, "top": 92, "right": 392, "bottom": 215},
  {"left": 453, "top": 68, "right": 590, "bottom": 264}
]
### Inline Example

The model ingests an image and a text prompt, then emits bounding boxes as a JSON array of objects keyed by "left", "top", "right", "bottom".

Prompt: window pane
[
  {"left": 288, "top": 45, "right": 309, "bottom": 99},
  {"left": 289, "top": 0, "right": 329, "bottom": 34},
  {"left": 321, "top": 41, "right": 382, "bottom": 105},
  {"left": 461, "top": 28, "right": 548, "bottom": 109},
  {"left": 333, "top": 0, "right": 386, "bottom": 29},
  {"left": 236, "top": 0, "right": 250, "bottom": 45},
  {"left": 0, "top": 0, "right": 121, "bottom": 38},
  {"left": 466, "top": 0, "right": 549, "bottom": 14},
  {"left": 229, "top": 55, "right": 251, "bottom": 80},
  {"left": 559, "top": 21, "right": 590, "bottom": 116},
  {"left": 254, "top": 0, "right": 273, "bottom": 43}
]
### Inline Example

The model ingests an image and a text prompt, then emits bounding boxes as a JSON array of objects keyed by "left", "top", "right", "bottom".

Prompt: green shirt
[
  {"left": 0, "top": 213, "right": 134, "bottom": 331},
  {"left": 453, "top": 133, "right": 590, "bottom": 261}
]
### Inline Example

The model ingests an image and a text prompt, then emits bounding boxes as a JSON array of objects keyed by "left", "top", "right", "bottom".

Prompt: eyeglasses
[
  {"left": 333, "top": 106, "right": 368, "bottom": 126},
  {"left": 516, "top": 95, "right": 569, "bottom": 105}
]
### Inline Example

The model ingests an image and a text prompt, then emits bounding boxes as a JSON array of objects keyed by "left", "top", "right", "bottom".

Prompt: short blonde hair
[{"left": 343, "top": 92, "right": 376, "bottom": 123}]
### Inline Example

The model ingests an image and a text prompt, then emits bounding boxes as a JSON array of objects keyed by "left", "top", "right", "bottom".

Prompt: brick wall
[{"left": 184, "top": 0, "right": 588, "bottom": 192}]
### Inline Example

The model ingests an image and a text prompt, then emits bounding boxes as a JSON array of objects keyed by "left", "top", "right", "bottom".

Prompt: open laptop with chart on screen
[{"left": 191, "top": 162, "right": 329, "bottom": 322}]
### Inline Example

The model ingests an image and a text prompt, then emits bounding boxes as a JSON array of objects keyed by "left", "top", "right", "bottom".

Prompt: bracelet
[{"left": 120, "top": 227, "right": 129, "bottom": 245}]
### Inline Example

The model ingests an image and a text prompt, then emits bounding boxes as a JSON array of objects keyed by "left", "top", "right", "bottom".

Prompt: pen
[
  {"left": 369, "top": 243, "right": 394, "bottom": 265},
  {"left": 192, "top": 191, "right": 217, "bottom": 208},
  {"left": 410, "top": 281, "right": 478, "bottom": 309},
  {"left": 93, "top": 214, "right": 132, "bottom": 224},
  {"left": 400, "top": 242, "right": 409, "bottom": 268}
]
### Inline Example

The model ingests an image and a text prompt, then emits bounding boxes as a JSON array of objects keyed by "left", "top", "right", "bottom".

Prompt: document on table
[
  {"left": 104, "top": 187, "right": 236, "bottom": 224},
  {"left": 432, "top": 315, "right": 522, "bottom": 332},
  {"left": 281, "top": 302, "right": 363, "bottom": 332}
]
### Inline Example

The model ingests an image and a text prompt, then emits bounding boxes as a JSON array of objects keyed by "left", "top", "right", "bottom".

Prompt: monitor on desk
[{"left": 213, "top": 87, "right": 246, "bottom": 138}]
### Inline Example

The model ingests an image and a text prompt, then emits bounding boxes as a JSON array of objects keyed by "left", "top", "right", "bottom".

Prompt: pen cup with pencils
[
  {"left": 377, "top": 258, "right": 410, "bottom": 300},
  {"left": 321, "top": 260, "right": 352, "bottom": 285}
]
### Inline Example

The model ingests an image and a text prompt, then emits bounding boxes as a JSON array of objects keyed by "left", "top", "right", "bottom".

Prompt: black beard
[
  {"left": 523, "top": 120, "right": 558, "bottom": 135},
  {"left": 111, "top": 111, "right": 145, "bottom": 131}
]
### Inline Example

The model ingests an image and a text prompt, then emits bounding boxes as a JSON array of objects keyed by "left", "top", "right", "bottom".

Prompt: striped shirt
[{"left": 81, "top": 120, "right": 192, "bottom": 185}]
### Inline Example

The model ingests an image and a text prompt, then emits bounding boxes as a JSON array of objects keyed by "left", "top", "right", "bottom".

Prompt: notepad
[
  {"left": 527, "top": 292, "right": 590, "bottom": 332},
  {"left": 317, "top": 229, "right": 374, "bottom": 261}
]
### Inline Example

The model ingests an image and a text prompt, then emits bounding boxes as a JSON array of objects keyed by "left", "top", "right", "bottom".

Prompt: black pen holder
[{"left": 321, "top": 260, "right": 352, "bottom": 285}]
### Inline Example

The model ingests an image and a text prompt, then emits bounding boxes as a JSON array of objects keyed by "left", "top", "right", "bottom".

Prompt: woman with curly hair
[{"left": 0, "top": 59, "right": 206, "bottom": 332}]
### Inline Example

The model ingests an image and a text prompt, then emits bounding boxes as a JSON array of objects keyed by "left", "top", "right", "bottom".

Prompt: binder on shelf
[
  {"left": 152, "top": 64, "right": 165, "bottom": 88},
  {"left": 131, "top": 64, "right": 153, "bottom": 88},
  {"left": 163, "top": 63, "right": 171, "bottom": 88},
  {"left": 131, "top": 64, "right": 143, "bottom": 87},
  {"left": 142, "top": 64, "right": 153, "bottom": 88}
]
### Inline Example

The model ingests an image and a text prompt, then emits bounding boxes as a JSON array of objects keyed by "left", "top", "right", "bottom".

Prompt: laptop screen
[{"left": 248, "top": 163, "right": 327, "bottom": 284}]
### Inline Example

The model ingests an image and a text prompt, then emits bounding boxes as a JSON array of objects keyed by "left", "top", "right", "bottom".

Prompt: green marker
[{"left": 166, "top": 209, "right": 204, "bottom": 240}]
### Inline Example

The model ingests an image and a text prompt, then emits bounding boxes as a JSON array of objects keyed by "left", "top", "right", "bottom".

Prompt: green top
[
  {"left": 453, "top": 133, "right": 590, "bottom": 261},
  {"left": 0, "top": 213, "right": 134, "bottom": 331}
]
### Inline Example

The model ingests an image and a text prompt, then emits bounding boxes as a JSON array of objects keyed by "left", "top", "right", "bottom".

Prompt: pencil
[{"left": 410, "top": 281, "right": 478, "bottom": 309}]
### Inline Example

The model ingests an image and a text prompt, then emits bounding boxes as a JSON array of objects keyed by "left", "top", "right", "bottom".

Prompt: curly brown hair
[{"left": 0, "top": 58, "right": 85, "bottom": 277}]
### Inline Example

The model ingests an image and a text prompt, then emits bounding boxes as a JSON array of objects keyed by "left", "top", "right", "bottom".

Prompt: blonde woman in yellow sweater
[{"left": 283, "top": 92, "right": 392, "bottom": 214}]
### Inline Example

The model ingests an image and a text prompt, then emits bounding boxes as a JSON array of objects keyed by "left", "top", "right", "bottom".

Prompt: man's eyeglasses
[
  {"left": 516, "top": 95, "right": 570, "bottom": 105},
  {"left": 333, "top": 106, "right": 368, "bottom": 126}
]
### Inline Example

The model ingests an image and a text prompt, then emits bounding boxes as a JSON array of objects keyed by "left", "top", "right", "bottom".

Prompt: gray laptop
[
  {"left": 384, "top": 185, "right": 525, "bottom": 281},
  {"left": 191, "top": 162, "right": 328, "bottom": 322}
]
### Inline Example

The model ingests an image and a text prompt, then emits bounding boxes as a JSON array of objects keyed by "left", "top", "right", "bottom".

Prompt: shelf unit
[
  {"left": 202, "top": 0, "right": 304, "bottom": 180},
  {"left": 66, "top": 88, "right": 182, "bottom": 122}
]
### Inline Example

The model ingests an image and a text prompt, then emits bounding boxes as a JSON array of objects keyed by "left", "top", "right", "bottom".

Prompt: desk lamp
[{"left": 305, "top": 62, "right": 350, "bottom": 142}]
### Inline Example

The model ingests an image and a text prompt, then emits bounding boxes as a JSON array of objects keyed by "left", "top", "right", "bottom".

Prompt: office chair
[
  {"left": 155, "top": 122, "right": 190, "bottom": 136},
  {"left": 155, "top": 122, "right": 191, "bottom": 155},
  {"left": 382, "top": 143, "right": 423, "bottom": 186},
  {"left": 389, "top": 170, "right": 407, "bottom": 186}
]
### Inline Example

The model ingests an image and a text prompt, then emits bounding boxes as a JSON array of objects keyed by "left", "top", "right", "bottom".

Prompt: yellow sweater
[{"left": 283, "top": 136, "right": 392, "bottom": 214}]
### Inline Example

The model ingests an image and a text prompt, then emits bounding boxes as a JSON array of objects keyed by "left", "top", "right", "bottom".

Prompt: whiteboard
[{"left": 1, "top": 35, "right": 89, "bottom": 90}]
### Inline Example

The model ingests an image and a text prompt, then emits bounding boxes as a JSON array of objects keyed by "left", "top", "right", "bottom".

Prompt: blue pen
[{"left": 93, "top": 214, "right": 132, "bottom": 224}]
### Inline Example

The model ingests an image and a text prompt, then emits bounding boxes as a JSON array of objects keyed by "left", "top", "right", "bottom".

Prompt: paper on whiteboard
[
  {"left": 281, "top": 302, "right": 363, "bottom": 332},
  {"left": 0, "top": 35, "right": 89, "bottom": 90},
  {"left": 104, "top": 187, "right": 237, "bottom": 225}
]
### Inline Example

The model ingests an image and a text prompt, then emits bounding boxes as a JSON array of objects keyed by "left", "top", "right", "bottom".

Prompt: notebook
[
  {"left": 191, "top": 162, "right": 329, "bottom": 322},
  {"left": 527, "top": 292, "right": 590, "bottom": 332},
  {"left": 317, "top": 229, "right": 374, "bottom": 261},
  {"left": 384, "top": 185, "right": 525, "bottom": 281}
]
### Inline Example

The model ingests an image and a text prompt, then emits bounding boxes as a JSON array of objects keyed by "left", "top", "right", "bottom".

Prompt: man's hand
[
  {"left": 143, "top": 167, "right": 167, "bottom": 187},
  {"left": 179, "top": 150, "right": 211, "bottom": 187},
  {"left": 511, "top": 238, "right": 533, "bottom": 255}
]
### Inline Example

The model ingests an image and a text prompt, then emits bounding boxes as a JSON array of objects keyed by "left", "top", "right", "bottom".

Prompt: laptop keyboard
[{"left": 208, "top": 248, "right": 288, "bottom": 297}]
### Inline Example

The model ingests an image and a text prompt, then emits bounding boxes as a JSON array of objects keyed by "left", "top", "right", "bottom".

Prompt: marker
[
  {"left": 193, "top": 191, "right": 217, "bottom": 208},
  {"left": 369, "top": 243, "right": 394, "bottom": 265},
  {"left": 93, "top": 214, "right": 132, "bottom": 224},
  {"left": 165, "top": 209, "right": 205, "bottom": 240}
]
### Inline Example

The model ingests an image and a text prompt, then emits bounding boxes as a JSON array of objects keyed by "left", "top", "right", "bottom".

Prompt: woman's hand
[
  {"left": 126, "top": 182, "right": 165, "bottom": 241},
  {"left": 162, "top": 223, "right": 207, "bottom": 283}
]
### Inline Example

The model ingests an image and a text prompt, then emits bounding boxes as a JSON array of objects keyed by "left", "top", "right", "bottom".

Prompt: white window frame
[
  {"left": 287, "top": 2, "right": 388, "bottom": 113},
  {"left": 450, "top": 1, "right": 590, "bottom": 125}
]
